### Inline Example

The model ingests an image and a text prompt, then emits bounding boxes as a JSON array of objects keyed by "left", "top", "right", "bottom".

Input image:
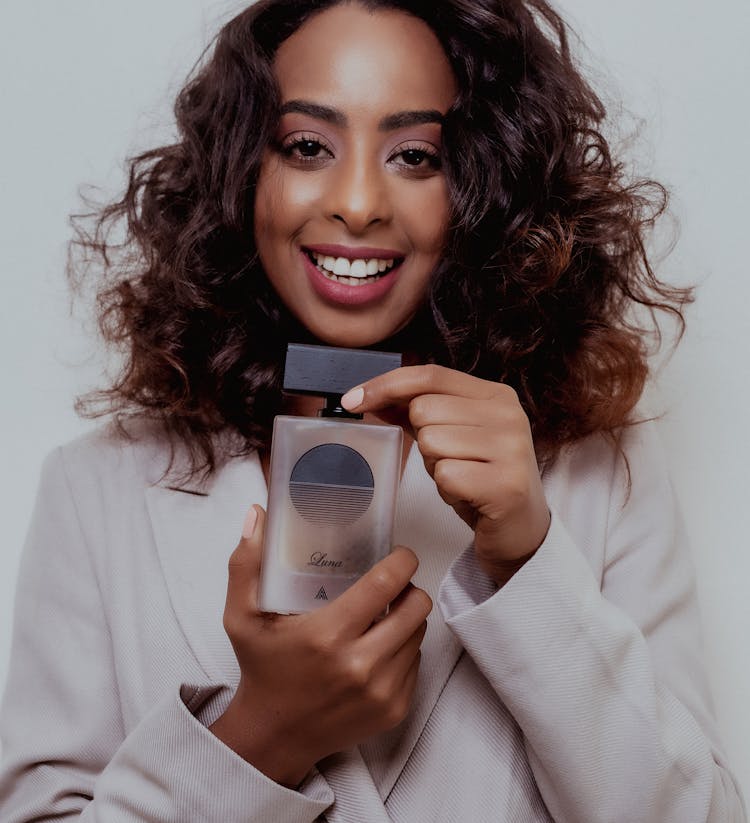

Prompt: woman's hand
[
  {"left": 210, "top": 505, "right": 431, "bottom": 788},
  {"left": 342, "top": 365, "right": 551, "bottom": 586}
]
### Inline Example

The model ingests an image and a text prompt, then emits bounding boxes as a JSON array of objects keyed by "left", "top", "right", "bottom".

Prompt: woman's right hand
[{"left": 209, "top": 505, "right": 431, "bottom": 788}]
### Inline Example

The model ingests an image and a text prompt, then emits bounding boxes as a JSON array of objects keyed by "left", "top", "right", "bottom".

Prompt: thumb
[{"left": 226, "top": 504, "right": 266, "bottom": 609}]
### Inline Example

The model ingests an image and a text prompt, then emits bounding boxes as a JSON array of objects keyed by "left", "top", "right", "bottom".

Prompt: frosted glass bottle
[{"left": 258, "top": 415, "right": 402, "bottom": 614}]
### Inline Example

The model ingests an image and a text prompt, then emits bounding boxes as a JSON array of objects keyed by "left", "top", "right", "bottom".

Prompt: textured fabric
[{"left": 0, "top": 420, "right": 745, "bottom": 821}]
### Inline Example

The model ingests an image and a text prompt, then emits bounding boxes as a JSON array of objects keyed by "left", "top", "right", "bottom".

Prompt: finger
[
  {"left": 397, "top": 649, "right": 422, "bottom": 708},
  {"left": 432, "top": 458, "right": 538, "bottom": 519},
  {"left": 367, "top": 623, "right": 426, "bottom": 701},
  {"left": 407, "top": 394, "right": 521, "bottom": 432},
  {"left": 402, "top": 650, "right": 421, "bottom": 703},
  {"left": 431, "top": 459, "right": 503, "bottom": 514},
  {"left": 341, "top": 364, "right": 515, "bottom": 414},
  {"left": 226, "top": 505, "right": 266, "bottom": 611},
  {"left": 369, "top": 645, "right": 422, "bottom": 730},
  {"left": 360, "top": 584, "right": 432, "bottom": 659},
  {"left": 326, "top": 546, "right": 419, "bottom": 638},
  {"left": 388, "top": 622, "right": 427, "bottom": 672},
  {"left": 418, "top": 424, "right": 505, "bottom": 464}
]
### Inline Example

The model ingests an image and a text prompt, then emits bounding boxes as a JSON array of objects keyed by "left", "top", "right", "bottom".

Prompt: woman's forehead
[{"left": 272, "top": 4, "right": 456, "bottom": 114}]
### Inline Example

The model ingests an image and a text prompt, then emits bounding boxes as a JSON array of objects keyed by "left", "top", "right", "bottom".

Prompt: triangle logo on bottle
[{"left": 314, "top": 587, "right": 328, "bottom": 601}]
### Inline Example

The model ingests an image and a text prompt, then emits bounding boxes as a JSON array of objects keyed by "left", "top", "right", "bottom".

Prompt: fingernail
[
  {"left": 341, "top": 386, "right": 364, "bottom": 410},
  {"left": 242, "top": 506, "right": 258, "bottom": 539}
]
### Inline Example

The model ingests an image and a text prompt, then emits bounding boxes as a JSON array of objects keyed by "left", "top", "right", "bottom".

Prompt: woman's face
[{"left": 254, "top": 2, "right": 456, "bottom": 348}]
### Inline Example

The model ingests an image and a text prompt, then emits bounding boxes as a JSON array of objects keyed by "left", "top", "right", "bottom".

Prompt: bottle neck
[{"left": 318, "top": 394, "right": 363, "bottom": 420}]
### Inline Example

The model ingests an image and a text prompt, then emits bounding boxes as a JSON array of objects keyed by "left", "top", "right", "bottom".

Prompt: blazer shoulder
[
  {"left": 552, "top": 413, "right": 667, "bottom": 487},
  {"left": 545, "top": 414, "right": 673, "bottom": 548},
  {"left": 53, "top": 418, "right": 175, "bottom": 491},
  {"left": 53, "top": 417, "right": 237, "bottom": 497}
]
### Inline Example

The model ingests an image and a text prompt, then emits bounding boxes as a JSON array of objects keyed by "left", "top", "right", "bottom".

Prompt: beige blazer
[{"left": 0, "top": 420, "right": 745, "bottom": 821}]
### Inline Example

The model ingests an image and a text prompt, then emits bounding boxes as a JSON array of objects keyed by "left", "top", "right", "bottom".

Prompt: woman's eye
[
  {"left": 392, "top": 146, "right": 442, "bottom": 171},
  {"left": 280, "top": 137, "right": 333, "bottom": 163},
  {"left": 296, "top": 140, "right": 325, "bottom": 157},
  {"left": 401, "top": 149, "right": 429, "bottom": 166}
]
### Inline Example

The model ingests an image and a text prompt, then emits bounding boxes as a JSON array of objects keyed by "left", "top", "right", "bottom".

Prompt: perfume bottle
[{"left": 258, "top": 344, "right": 403, "bottom": 614}]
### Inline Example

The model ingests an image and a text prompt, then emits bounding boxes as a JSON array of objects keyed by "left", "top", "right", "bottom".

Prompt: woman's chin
[
  {"left": 297, "top": 320, "right": 406, "bottom": 351},
  {"left": 310, "top": 331, "right": 393, "bottom": 350},
  {"left": 287, "top": 305, "right": 430, "bottom": 353}
]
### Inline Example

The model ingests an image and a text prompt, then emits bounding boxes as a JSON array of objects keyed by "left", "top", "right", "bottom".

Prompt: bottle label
[{"left": 307, "top": 552, "right": 345, "bottom": 568}]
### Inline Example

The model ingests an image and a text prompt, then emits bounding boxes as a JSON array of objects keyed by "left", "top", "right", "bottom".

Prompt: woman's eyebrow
[
  {"left": 378, "top": 110, "right": 444, "bottom": 130},
  {"left": 279, "top": 100, "right": 444, "bottom": 130},
  {"left": 279, "top": 100, "right": 346, "bottom": 126}
]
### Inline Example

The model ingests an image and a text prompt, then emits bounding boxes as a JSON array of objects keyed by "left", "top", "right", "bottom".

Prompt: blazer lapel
[
  {"left": 144, "top": 453, "right": 267, "bottom": 686},
  {"left": 318, "top": 748, "right": 393, "bottom": 823},
  {"left": 356, "top": 447, "right": 474, "bottom": 801}
]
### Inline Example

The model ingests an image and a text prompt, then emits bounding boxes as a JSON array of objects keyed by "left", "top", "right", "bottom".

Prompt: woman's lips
[{"left": 300, "top": 249, "right": 403, "bottom": 306}]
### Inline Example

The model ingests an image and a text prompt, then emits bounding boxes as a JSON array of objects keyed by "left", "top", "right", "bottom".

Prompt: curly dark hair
[{"left": 69, "top": 0, "right": 690, "bottom": 478}]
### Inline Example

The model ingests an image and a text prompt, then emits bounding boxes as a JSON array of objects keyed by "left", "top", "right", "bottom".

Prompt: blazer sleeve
[
  {"left": 438, "top": 423, "right": 746, "bottom": 823},
  {"left": 0, "top": 448, "right": 333, "bottom": 822}
]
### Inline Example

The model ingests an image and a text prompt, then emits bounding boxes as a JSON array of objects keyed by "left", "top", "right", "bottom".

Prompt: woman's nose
[{"left": 323, "top": 152, "right": 393, "bottom": 234}]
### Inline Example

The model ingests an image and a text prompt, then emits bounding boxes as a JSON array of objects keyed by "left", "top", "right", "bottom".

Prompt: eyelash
[
  {"left": 390, "top": 142, "right": 442, "bottom": 171},
  {"left": 279, "top": 133, "right": 334, "bottom": 164},
  {"left": 277, "top": 135, "right": 442, "bottom": 172}
]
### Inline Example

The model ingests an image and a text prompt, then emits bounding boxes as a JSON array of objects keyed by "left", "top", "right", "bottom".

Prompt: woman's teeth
[{"left": 309, "top": 252, "right": 397, "bottom": 285}]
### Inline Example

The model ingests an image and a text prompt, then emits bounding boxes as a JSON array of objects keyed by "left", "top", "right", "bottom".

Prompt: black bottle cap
[{"left": 283, "top": 344, "right": 402, "bottom": 419}]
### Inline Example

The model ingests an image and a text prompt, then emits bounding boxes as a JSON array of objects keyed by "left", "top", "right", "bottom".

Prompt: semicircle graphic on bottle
[{"left": 289, "top": 443, "right": 375, "bottom": 526}]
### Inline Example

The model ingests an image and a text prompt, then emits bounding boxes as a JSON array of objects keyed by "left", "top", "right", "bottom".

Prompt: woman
[{"left": 0, "top": 0, "right": 745, "bottom": 820}]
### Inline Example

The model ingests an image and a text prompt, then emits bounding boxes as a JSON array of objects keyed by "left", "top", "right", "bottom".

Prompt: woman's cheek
[{"left": 396, "top": 178, "right": 450, "bottom": 254}]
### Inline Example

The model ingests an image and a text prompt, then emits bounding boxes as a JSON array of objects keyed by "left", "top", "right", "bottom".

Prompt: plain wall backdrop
[{"left": 1, "top": 0, "right": 749, "bottom": 804}]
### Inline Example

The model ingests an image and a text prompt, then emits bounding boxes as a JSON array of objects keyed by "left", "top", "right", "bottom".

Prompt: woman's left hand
[{"left": 342, "top": 365, "right": 551, "bottom": 586}]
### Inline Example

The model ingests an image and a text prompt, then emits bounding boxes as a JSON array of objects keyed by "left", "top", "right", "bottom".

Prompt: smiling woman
[{"left": 0, "top": 0, "right": 746, "bottom": 821}]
